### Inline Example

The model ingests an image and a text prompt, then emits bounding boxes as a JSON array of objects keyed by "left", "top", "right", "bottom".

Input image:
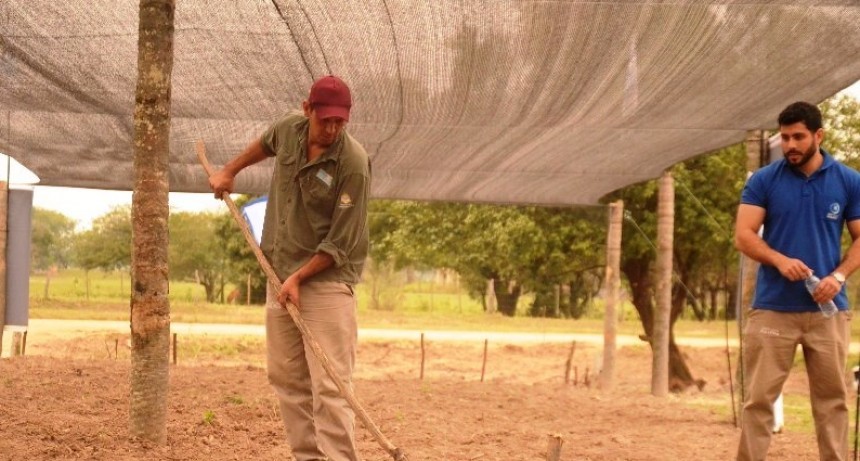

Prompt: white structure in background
[
  {"left": 772, "top": 393, "right": 784, "bottom": 434},
  {"left": 3, "top": 185, "right": 34, "bottom": 351},
  {"left": 241, "top": 196, "right": 267, "bottom": 245}
]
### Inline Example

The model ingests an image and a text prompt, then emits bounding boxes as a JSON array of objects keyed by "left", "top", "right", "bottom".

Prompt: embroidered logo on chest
[{"left": 827, "top": 202, "right": 841, "bottom": 221}]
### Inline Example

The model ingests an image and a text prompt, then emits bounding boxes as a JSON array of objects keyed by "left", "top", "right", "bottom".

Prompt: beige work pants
[
  {"left": 266, "top": 282, "right": 359, "bottom": 461},
  {"left": 737, "top": 309, "right": 852, "bottom": 461}
]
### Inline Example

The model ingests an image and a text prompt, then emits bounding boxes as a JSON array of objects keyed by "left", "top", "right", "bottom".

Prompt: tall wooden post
[
  {"left": 736, "top": 130, "right": 766, "bottom": 422},
  {"left": 0, "top": 181, "right": 6, "bottom": 356},
  {"left": 129, "top": 0, "right": 175, "bottom": 444},
  {"left": 600, "top": 200, "right": 623, "bottom": 389},
  {"left": 741, "top": 131, "right": 765, "bottom": 315},
  {"left": 652, "top": 171, "right": 674, "bottom": 397}
]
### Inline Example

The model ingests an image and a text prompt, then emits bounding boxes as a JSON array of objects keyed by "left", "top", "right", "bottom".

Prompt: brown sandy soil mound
[{"left": 0, "top": 334, "right": 824, "bottom": 460}]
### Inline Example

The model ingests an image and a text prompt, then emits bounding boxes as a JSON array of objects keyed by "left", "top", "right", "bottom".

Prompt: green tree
[
  {"left": 215, "top": 195, "right": 267, "bottom": 304},
  {"left": 371, "top": 201, "right": 525, "bottom": 315},
  {"left": 30, "top": 208, "right": 76, "bottom": 271},
  {"left": 604, "top": 143, "right": 746, "bottom": 391},
  {"left": 820, "top": 94, "right": 860, "bottom": 167},
  {"left": 521, "top": 206, "right": 606, "bottom": 319},
  {"left": 369, "top": 201, "right": 607, "bottom": 317},
  {"left": 71, "top": 206, "right": 132, "bottom": 272},
  {"left": 169, "top": 211, "right": 228, "bottom": 303}
]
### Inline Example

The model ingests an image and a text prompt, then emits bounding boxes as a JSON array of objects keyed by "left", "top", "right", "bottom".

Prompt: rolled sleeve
[{"left": 316, "top": 171, "right": 370, "bottom": 268}]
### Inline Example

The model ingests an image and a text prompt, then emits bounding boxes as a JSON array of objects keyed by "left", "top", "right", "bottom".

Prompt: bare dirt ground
[{"left": 0, "top": 327, "right": 830, "bottom": 461}]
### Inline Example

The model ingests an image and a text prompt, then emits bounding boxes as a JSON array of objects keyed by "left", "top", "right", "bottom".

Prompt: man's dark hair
[{"left": 778, "top": 101, "right": 823, "bottom": 132}]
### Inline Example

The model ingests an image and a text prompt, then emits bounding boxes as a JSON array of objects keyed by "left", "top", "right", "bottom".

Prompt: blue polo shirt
[{"left": 741, "top": 150, "right": 860, "bottom": 312}]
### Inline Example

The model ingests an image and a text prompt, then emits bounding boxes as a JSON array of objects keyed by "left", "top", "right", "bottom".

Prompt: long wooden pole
[
  {"left": 652, "top": 171, "right": 674, "bottom": 397},
  {"left": 196, "top": 141, "right": 407, "bottom": 461},
  {"left": 600, "top": 200, "right": 623, "bottom": 389},
  {"left": 0, "top": 180, "right": 7, "bottom": 357}
]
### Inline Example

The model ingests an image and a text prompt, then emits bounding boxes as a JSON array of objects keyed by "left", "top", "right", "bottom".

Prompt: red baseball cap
[{"left": 308, "top": 75, "right": 352, "bottom": 121}]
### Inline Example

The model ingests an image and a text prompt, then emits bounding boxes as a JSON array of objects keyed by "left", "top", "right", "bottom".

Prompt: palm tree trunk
[{"left": 129, "top": 0, "right": 175, "bottom": 444}]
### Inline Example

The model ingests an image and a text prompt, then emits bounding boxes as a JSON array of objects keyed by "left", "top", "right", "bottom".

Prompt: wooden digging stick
[{"left": 196, "top": 140, "right": 408, "bottom": 461}]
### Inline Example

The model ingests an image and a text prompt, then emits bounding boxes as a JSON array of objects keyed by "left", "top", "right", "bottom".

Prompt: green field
[{"left": 27, "top": 268, "right": 735, "bottom": 336}]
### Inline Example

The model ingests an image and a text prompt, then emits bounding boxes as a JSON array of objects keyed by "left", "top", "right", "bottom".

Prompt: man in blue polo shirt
[{"left": 735, "top": 101, "right": 860, "bottom": 460}]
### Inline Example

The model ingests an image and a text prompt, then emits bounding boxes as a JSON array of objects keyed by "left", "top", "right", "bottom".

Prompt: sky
[{"left": 2, "top": 80, "right": 860, "bottom": 230}]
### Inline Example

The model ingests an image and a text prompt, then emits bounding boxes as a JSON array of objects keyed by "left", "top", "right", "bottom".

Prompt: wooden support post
[
  {"left": 564, "top": 341, "right": 577, "bottom": 384},
  {"left": 115, "top": 338, "right": 119, "bottom": 360},
  {"left": 246, "top": 273, "right": 251, "bottom": 305},
  {"left": 11, "top": 331, "right": 23, "bottom": 356},
  {"left": 652, "top": 171, "right": 674, "bottom": 397},
  {"left": 172, "top": 333, "right": 177, "bottom": 365},
  {"left": 21, "top": 331, "right": 26, "bottom": 356},
  {"left": 601, "top": 200, "right": 623, "bottom": 389},
  {"left": 0, "top": 181, "right": 6, "bottom": 357},
  {"left": 480, "top": 339, "right": 488, "bottom": 382},
  {"left": 546, "top": 434, "right": 563, "bottom": 461},
  {"left": 419, "top": 333, "right": 425, "bottom": 380}
]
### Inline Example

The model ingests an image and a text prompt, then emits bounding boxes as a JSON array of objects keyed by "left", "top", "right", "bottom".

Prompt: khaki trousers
[
  {"left": 266, "top": 282, "right": 359, "bottom": 461},
  {"left": 737, "top": 309, "right": 852, "bottom": 461}
]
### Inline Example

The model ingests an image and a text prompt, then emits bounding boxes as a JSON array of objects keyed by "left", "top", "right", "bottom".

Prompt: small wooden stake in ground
[
  {"left": 564, "top": 341, "right": 577, "bottom": 384},
  {"left": 12, "top": 332, "right": 23, "bottom": 356},
  {"left": 481, "top": 339, "right": 488, "bottom": 382},
  {"left": 172, "top": 333, "right": 178, "bottom": 365},
  {"left": 420, "top": 333, "right": 425, "bottom": 380},
  {"left": 546, "top": 434, "right": 563, "bottom": 461}
]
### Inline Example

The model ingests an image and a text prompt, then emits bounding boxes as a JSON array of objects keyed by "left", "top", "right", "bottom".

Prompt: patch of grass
[
  {"left": 175, "top": 335, "right": 265, "bottom": 364},
  {"left": 224, "top": 395, "right": 245, "bottom": 405},
  {"left": 201, "top": 409, "right": 216, "bottom": 426},
  {"left": 686, "top": 348, "right": 858, "bottom": 440}
]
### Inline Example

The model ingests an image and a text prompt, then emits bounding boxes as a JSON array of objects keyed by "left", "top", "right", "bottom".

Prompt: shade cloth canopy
[{"left": 2, "top": 1, "right": 859, "bottom": 206}]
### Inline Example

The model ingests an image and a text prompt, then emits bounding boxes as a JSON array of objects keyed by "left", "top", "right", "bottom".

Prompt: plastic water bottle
[{"left": 804, "top": 274, "right": 839, "bottom": 318}]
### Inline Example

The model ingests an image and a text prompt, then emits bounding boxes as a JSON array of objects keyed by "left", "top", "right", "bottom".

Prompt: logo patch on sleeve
[{"left": 339, "top": 193, "right": 354, "bottom": 208}]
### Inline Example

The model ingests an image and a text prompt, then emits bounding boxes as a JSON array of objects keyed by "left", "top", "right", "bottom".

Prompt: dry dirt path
[{"left": 22, "top": 318, "right": 740, "bottom": 348}]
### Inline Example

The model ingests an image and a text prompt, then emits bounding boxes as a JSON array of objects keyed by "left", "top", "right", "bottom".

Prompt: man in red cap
[{"left": 209, "top": 75, "right": 369, "bottom": 461}]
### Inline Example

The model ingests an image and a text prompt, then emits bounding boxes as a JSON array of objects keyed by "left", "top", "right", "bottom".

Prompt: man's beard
[{"left": 784, "top": 143, "right": 817, "bottom": 169}]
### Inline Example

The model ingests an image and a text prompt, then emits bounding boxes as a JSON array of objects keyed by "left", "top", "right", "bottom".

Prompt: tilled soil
[{"left": 0, "top": 331, "right": 827, "bottom": 460}]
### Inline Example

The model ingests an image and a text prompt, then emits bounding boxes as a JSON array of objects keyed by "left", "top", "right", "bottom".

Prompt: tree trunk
[
  {"left": 709, "top": 287, "right": 718, "bottom": 321},
  {"left": 625, "top": 259, "right": 654, "bottom": 339},
  {"left": 652, "top": 171, "right": 673, "bottom": 397},
  {"left": 668, "top": 334, "right": 704, "bottom": 391},
  {"left": 622, "top": 217, "right": 700, "bottom": 391},
  {"left": 203, "top": 276, "right": 216, "bottom": 304},
  {"left": 129, "top": 0, "right": 175, "bottom": 444},
  {"left": 484, "top": 278, "right": 497, "bottom": 313},
  {"left": 494, "top": 279, "right": 520, "bottom": 317}
]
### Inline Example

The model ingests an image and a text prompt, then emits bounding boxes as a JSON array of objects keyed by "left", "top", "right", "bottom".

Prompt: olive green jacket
[{"left": 259, "top": 112, "right": 370, "bottom": 285}]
